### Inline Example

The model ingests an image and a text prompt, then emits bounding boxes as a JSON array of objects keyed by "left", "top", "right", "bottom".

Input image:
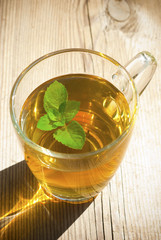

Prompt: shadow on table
[{"left": 0, "top": 161, "right": 93, "bottom": 240}]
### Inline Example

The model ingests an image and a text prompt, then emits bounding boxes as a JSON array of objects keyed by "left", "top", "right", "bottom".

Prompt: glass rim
[{"left": 10, "top": 48, "right": 139, "bottom": 160}]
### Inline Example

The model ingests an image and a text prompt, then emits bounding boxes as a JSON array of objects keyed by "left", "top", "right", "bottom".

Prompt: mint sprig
[
  {"left": 37, "top": 81, "right": 86, "bottom": 150},
  {"left": 54, "top": 121, "right": 85, "bottom": 150}
]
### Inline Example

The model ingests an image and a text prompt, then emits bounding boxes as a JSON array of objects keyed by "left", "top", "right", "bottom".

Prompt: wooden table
[{"left": 0, "top": 0, "right": 161, "bottom": 239}]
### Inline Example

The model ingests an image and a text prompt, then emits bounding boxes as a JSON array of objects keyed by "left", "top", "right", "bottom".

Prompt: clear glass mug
[{"left": 10, "top": 49, "right": 157, "bottom": 202}]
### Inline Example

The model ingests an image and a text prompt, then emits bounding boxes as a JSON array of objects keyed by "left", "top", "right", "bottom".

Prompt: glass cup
[{"left": 10, "top": 49, "right": 157, "bottom": 202}]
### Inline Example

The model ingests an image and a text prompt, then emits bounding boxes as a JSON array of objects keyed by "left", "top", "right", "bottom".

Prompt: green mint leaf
[
  {"left": 37, "top": 114, "right": 58, "bottom": 131},
  {"left": 53, "top": 119, "right": 65, "bottom": 127},
  {"left": 44, "top": 81, "right": 68, "bottom": 112},
  {"left": 47, "top": 108, "right": 65, "bottom": 127},
  {"left": 59, "top": 102, "right": 66, "bottom": 113},
  {"left": 53, "top": 121, "right": 86, "bottom": 150},
  {"left": 36, "top": 80, "right": 86, "bottom": 150},
  {"left": 59, "top": 101, "right": 80, "bottom": 123},
  {"left": 47, "top": 108, "right": 62, "bottom": 121}
]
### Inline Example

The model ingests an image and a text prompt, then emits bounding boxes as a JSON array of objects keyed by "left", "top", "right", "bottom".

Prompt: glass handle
[{"left": 125, "top": 51, "right": 157, "bottom": 96}]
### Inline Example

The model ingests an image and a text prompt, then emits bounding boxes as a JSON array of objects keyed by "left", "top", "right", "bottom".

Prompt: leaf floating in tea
[
  {"left": 60, "top": 100, "right": 80, "bottom": 123},
  {"left": 47, "top": 107, "right": 62, "bottom": 121},
  {"left": 53, "top": 121, "right": 86, "bottom": 150},
  {"left": 37, "top": 114, "right": 58, "bottom": 131},
  {"left": 44, "top": 80, "right": 68, "bottom": 111},
  {"left": 47, "top": 108, "right": 65, "bottom": 126},
  {"left": 37, "top": 80, "right": 86, "bottom": 150}
]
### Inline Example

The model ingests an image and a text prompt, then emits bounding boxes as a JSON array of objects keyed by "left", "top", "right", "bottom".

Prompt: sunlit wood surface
[{"left": 0, "top": 0, "right": 161, "bottom": 239}]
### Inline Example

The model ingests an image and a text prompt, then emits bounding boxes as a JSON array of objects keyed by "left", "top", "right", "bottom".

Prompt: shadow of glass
[{"left": 0, "top": 161, "right": 93, "bottom": 240}]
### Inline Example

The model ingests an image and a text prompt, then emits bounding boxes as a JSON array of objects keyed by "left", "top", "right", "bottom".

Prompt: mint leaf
[
  {"left": 59, "top": 102, "right": 66, "bottom": 113},
  {"left": 59, "top": 101, "right": 80, "bottom": 123},
  {"left": 44, "top": 81, "right": 68, "bottom": 112},
  {"left": 36, "top": 80, "right": 86, "bottom": 150},
  {"left": 46, "top": 108, "right": 65, "bottom": 128},
  {"left": 37, "top": 114, "right": 58, "bottom": 131},
  {"left": 53, "top": 119, "right": 65, "bottom": 127},
  {"left": 53, "top": 121, "right": 85, "bottom": 150},
  {"left": 47, "top": 108, "right": 62, "bottom": 121}
]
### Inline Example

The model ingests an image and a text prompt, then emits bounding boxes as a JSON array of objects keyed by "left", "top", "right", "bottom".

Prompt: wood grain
[{"left": 0, "top": 0, "right": 161, "bottom": 239}]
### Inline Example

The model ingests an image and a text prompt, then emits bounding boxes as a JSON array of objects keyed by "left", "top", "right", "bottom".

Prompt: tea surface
[{"left": 20, "top": 74, "right": 130, "bottom": 153}]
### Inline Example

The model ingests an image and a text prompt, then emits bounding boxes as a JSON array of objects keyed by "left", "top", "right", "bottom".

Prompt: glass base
[{"left": 41, "top": 186, "right": 96, "bottom": 204}]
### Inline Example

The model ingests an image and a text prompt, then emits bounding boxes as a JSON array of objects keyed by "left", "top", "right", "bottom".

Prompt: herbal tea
[{"left": 20, "top": 74, "right": 131, "bottom": 200}]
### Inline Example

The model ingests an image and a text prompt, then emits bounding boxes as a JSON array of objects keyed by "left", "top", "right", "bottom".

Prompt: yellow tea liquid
[{"left": 20, "top": 74, "right": 131, "bottom": 201}]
